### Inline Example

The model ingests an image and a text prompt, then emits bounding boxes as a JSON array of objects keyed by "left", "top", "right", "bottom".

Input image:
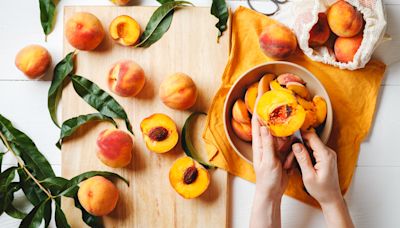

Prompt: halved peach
[
  {"left": 109, "top": 15, "right": 141, "bottom": 46},
  {"left": 276, "top": 73, "right": 305, "bottom": 86},
  {"left": 286, "top": 82, "right": 310, "bottom": 100},
  {"left": 244, "top": 82, "right": 259, "bottom": 114},
  {"left": 140, "top": 113, "right": 179, "bottom": 153},
  {"left": 231, "top": 119, "right": 252, "bottom": 142},
  {"left": 232, "top": 99, "right": 251, "bottom": 124},
  {"left": 256, "top": 90, "right": 306, "bottom": 137},
  {"left": 312, "top": 96, "right": 327, "bottom": 126},
  {"left": 169, "top": 156, "right": 210, "bottom": 199}
]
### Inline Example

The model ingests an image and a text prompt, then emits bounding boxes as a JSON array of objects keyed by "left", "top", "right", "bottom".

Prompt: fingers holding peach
[
  {"left": 15, "top": 45, "right": 52, "bottom": 79},
  {"left": 108, "top": 60, "right": 146, "bottom": 97},
  {"left": 65, "top": 12, "right": 105, "bottom": 51}
]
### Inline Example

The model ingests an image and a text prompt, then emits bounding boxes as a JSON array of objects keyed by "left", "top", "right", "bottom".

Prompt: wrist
[
  {"left": 320, "top": 194, "right": 345, "bottom": 212},
  {"left": 254, "top": 187, "right": 282, "bottom": 204}
]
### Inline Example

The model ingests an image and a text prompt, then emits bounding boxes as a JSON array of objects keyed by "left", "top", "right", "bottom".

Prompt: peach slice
[
  {"left": 296, "top": 96, "right": 315, "bottom": 111},
  {"left": 77, "top": 176, "right": 119, "bottom": 216},
  {"left": 312, "top": 96, "right": 327, "bottom": 126},
  {"left": 159, "top": 73, "right": 198, "bottom": 110},
  {"left": 65, "top": 12, "right": 105, "bottom": 51},
  {"left": 109, "top": 15, "right": 141, "bottom": 46},
  {"left": 231, "top": 119, "right": 252, "bottom": 142},
  {"left": 232, "top": 99, "right": 251, "bottom": 124},
  {"left": 15, "top": 44, "right": 52, "bottom": 79},
  {"left": 301, "top": 110, "right": 318, "bottom": 131},
  {"left": 244, "top": 82, "right": 259, "bottom": 114},
  {"left": 108, "top": 60, "right": 146, "bottom": 97},
  {"left": 256, "top": 90, "right": 306, "bottom": 137},
  {"left": 286, "top": 82, "right": 310, "bottom": 100},
  {"left": 140, "top": 113, "right": 179, "bottom": 153},
  {"left": 259, "top": 73, "right": 276, "bottom": 92},
  {"left": 269, "top": 80, "right": 292, "bottom": 93},
  {"left": 169, "top": 156, "right": 210, "bottom": 199},
  {"left": 96, "top": 129, "right": 133, "bottom": 168},
  {"left": 276, "top": 73, "right": 305, "bottom": 86}
]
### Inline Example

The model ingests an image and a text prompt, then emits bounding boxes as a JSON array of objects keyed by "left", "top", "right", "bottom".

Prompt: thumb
[{"left": 292, "top": 143, "right": 315, "bottom": 176}]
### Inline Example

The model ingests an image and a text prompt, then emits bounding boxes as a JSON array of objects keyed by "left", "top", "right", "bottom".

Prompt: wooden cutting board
[{"left": 62, "top": 6, "right": 230, "bottom": 228}]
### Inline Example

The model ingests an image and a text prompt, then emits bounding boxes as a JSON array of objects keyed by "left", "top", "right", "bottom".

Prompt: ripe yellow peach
[
  {"left": 159, "top": 73, "right": 198, "bottom": 110},
  {"left": 77, "top": 176, "right": 119, "bottom": 216},
  {"left": 108, "top": 60, "right": 146, "bottom": 97},
  {"left": 327, "top": 1, "right": 364, "bottom": 37},
  {"left": 96, "top": 129, "right": 133, "bottom": 168},
  {"left": 169, "top": 156, "right": 210, "bottom": 199},
  {"left": 259, "top": 22, "right": 297, "bottom": 59},
  {"left": 111, "top": 0, "right": 130, "bottom": 6},
  {"left": 15, "top": 45, "right": 52, "bottom": 79},
  {"left": 65, "top": 12, "right": 105, "bottom": 51},
  {"left": 140, "top": 113, "right": 179, "bottom": 153},
  {"left": 232, "top": 99, "right": 251, "bottom": 124},
  {"left": 334, "top": 33, "right": 363, "bottom": 63},
  {"left": 312, "top": 96, "right": 327, "bottom": 126},
  {"left": 109, "top": 15, "right": 141, "bottom": 46},
  {"left": 309, "top": 13, "right": 331, "bottom": 47}
]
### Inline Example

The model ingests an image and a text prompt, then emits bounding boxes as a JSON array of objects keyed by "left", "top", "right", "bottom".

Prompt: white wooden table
[{"left": 0, "top": 0, "right": 399, "bottom": 227}]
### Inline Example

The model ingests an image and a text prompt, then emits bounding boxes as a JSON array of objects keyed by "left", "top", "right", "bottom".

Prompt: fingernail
[{"left": 293, "top": 144, "right": 301, "bottom": 153}]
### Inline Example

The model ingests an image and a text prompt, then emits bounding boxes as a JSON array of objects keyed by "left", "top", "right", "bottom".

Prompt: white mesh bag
[{"left": 290, "top": 0, "right": 386, "bottom": 70}]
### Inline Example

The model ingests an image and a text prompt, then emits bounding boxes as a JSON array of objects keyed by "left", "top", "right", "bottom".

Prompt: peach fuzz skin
[
  {"left": 259, "top": 22, "right": 297, "bottom": 59},
  {"left": 77, "top": 176, "right": 119, "bottom": 216},
  {"left": 15, "top": 45, "right": 51, "bottom": 79},
  {"left": 309, "top": 13, "right": 331, "bottom": 47},
  {"left": 334, "top": 33, "right": 363, "bottom": 63},
  {"left": 159, "top": 73, "right": 198, "bottom": 110},
  {"left": 108, "top": 60, "right": 146, "bottom": 97},
  {"left": 327, "top": 1, "right": 363, "bottom": 38},
  {"left": 97, "top": 129, "right": 133, "bottom": 168},
  {"left": 65, "top": 12, "right": 105, "bottom": 51}
]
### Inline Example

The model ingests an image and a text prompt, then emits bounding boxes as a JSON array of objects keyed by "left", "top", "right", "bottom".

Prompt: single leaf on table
[
  {"left": 73, "top": 195, "right": 103, "bottom": 228},
  {"left": 55, "top": 200, "right": 71, "bottom": 228},
  {"left": 18, "top": 168, "right": 48, "bottom": 206},
  {"left": 60, "top": 171, "right": 129, "bottom": 197},
  {"left": 19, "top": 199, "right": 51, "bottom": 228},
  {"left": 181, "top": 112, "right": 215, "bottom": 169},
  {"left": 211, "top": 0, "right": 229, "bottom": 40},
  {"left": 48, "top": 52, "right": 76, "bottom": 127},
  {"left": 135, "top": 1, "right": 194, "bottom": 48},
  {"left": 71, "top": 75, "right": 133, "bottom": 134},
  {"left": 56, "top": 113, "right": 118, "bottom": 149},
  {"left": 0, "top": 114, "right": 55, "bottom": 180},
  {"left": 39, "top": 0, "right": 56, "bottom": 38}
]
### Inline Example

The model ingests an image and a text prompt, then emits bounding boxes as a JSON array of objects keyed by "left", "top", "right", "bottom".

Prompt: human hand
[{"left": 292, "top": 130, "right": 342, "bottom": 205}]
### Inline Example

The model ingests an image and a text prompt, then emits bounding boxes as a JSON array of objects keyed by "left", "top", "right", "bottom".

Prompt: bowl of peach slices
[{"left": 223, "top": 61, "right": 333, "bottom": 163}]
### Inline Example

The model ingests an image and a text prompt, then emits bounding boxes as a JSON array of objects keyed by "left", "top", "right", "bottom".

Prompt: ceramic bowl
[{"left": 223, "top": 61, "right": 333, "bottom": 163}]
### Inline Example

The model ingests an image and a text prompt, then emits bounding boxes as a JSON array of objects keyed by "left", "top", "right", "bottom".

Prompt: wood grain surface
[{"left": 61, "top": 6, "right": 230, "bottom": 228}]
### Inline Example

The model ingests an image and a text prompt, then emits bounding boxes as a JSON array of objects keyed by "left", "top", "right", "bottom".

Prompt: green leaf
[
  {"left": 0, "top": 152, "right": 4, "bottom": 172},
  {"left": 39, "top": 0, "right": 56, "bottom": 37},
  {"left": 157, "top": 0, "right": 174, "bottom": 4},
  {"left": 48, "top": 52, "right": 75, "bottom": 127},
  {"left": 18, "top": 168, "right": 48, "bottom": 206},
  {"left": 40, "top": 176, "right": 68, "bottom": 195},
  {"left": 43, "top": 199, "right": 52, "bottom": 228},
  {"left": 135, "top": 1, "right": 193, "bottom": 48},
  {"left": 19, "top": 198, "right": 50, "bottom": 228},
  {"left": 56, "top": 113, "right": 118, "bottom": 149},
  {"left": 0, "top": 167, "right": 17, "bottom": 214},
  {"left": 181, "top": 112, "right": 214, "bottom": 169},
  {"left": 55, "top": 200, "right": 71, "bottom": 228},
  {"left": 6, "top": 204, "right": 27, "bottom": 220},
  {"left": 73, "top": 195, "right": 103, "bottom": 228},
  {"left": 211, "top": 0, "right": 228, "bottom": 39},
  {"left": 60, "top": 171, "right": 129, "bottom": 197},
  {"left": 4, "top": 182, "right": 27, "bottom": 219},
  {"left": 0, "top": 114, "right": 55, "bottom": 180},
  {"left": 71, "top": 75, "right": 133, "bottom": 134}
]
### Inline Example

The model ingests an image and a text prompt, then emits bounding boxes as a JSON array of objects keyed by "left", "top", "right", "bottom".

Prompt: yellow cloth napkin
[{"left": 202, "top": 6, "right": 386, "bottom": 207}]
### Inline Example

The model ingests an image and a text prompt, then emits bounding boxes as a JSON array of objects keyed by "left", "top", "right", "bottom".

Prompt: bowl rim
[{"left": 223, "top": 61, "right": 333, "bottom": 164}]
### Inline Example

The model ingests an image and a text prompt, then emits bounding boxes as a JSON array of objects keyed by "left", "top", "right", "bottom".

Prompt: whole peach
[
  {"left": 65, "top": 12, "right": 105, "bottom": 51},
  {"left": 259, "top": 22, "right": 297, "bottom": 59},
  {"left": 334, "top": 32, "right": 363, "bottom": 63},
  {"left": 77, "top": 176, "right": 119, "bottom": 216},
  {"left": 111, "top": 0, "right": 131, "bottom": 6},
  {"left": 159, "top": 73, "right": 198, "bottom": 110},
  {"left": 15, "top": 45, "right": 51, "bottom": 79},
  {"left": 309, "top": 13, "right": 331, "bottom": 47},
  {"left": 108, "top": 60, "right": 146, "bottom": 97},
  {"left": 97, "top": 129, "right": 133, "bottom": 168},
  {"left": 327, "top": 1, "right": 363, "bottom": 37}
]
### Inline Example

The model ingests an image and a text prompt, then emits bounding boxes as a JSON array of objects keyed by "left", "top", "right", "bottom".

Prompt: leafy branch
[{"left": 0, "top": 114, "right": 129, "bottom": 227}]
